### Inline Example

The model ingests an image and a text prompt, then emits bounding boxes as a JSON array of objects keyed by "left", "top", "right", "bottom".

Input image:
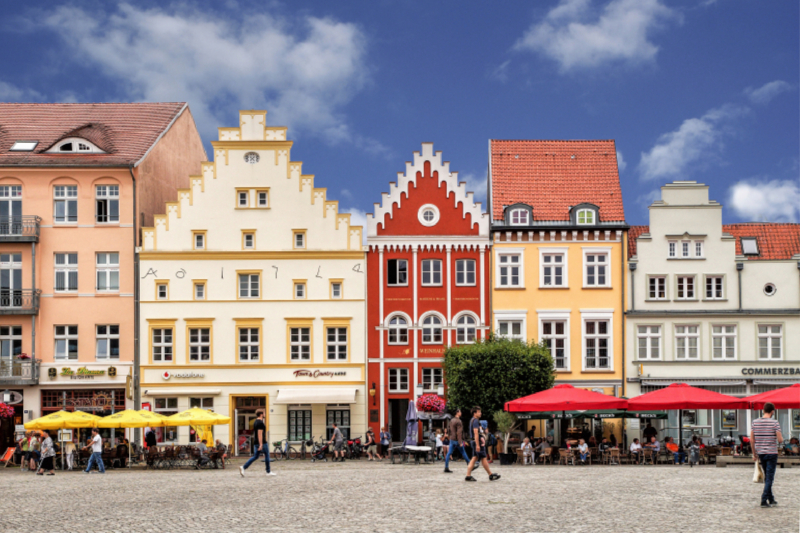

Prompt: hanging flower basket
[
  {"left": 416, "top": 394, "right": 445, "bottom": 413},
  {"left": 0, "top": 402, "right": 14, "bottom": 418}
]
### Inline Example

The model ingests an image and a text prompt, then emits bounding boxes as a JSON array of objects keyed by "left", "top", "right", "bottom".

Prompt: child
[
  {"left": 688, "top": 436, "right": 700, "bottom": 467},
  {"left": 521, "top": 437, "right": 533, "bottom": 465},
  {"left": 434, "top": 429, "right": 443, "bottom": 461}
]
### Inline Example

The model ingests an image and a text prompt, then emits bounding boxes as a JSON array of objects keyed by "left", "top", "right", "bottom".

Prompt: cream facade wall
[{"left": 139, "top": 111, "right": 366, "bottom": 451}]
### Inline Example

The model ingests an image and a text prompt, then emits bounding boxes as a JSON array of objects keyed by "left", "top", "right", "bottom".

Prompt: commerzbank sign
[{"left": 741, "top": 367, "right": 800, "bottom": 376}]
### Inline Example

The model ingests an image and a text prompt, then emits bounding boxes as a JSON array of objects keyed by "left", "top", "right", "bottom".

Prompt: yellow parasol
[
  {"left": 24, "top": 410, "right": 99, "bottom": 430},
  {"left": 165, "top": 408, "right": 231, "bottom": 427},
  {"left": 96, "top": 409, "right": 166, "bottom": 428}
]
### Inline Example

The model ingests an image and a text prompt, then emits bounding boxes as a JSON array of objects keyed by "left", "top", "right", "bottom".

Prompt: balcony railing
[
  {"left": 0, "top": 289, "right": 41, "bottom": 315},
  {"left": 0, "top": 358, "right": 40, "bottom": 385},
  {"left": 0, "top": 216, "right": 41, "bottom": 242}
]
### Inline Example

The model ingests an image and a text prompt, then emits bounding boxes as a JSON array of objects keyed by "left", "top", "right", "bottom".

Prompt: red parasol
[
  {"left": 505, "top": 384, "right": 628, "bottom": 412},
  {"left": 627, "top": 383, "right": 748, "bottom": 410},
  {"left": 746, "top": 384, "right": 800, "bottom": 410}
]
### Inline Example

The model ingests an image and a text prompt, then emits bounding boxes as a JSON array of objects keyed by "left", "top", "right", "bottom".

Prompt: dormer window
[
  {"left": 741, "top": 237, "right": 759, "bottom": 255},
  {"left": 577, "top": 209, "right": 595, "bottom": 225},
  {"left": 510, "top": 208, "right": 529, "bottom": 226},
  {"left": 48, "top": 138, "right": 105, "bottom": 154}
]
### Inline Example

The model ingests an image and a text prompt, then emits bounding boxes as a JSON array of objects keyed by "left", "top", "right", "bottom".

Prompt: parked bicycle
[{"left": 272, "top": 439, "right": 299, "bottom": 460}]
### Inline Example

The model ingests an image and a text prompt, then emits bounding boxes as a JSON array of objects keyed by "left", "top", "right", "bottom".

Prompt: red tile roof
[
  {"left": 490, "top": 140, "right": 625, "bottom": 222},
  {"left": 627, "top": 223, "right": 800, "bottom": 260},
  {"left": 0, "top": 102, "right": 188, "bottom": 167}
]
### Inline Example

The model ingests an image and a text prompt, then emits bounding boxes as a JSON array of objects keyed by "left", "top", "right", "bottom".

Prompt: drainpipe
[
  {"left": 620, "top": 234, "right": 626, "bottom": 398},
  {"left": 129, "top": 166, "right": 141, "bottom": 446},
  {"left": 31, "top": 241, "right": 36, "bottom": 364},
  {"left": 736, "top": 262, "right": 744, "bottom": 311},
  {"left": 628, "top": 262, "right": 636, "bottom": 312}
]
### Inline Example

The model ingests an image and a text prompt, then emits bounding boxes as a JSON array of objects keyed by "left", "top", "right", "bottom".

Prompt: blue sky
[{"left": 1, "top": 0, "right": 797, "bottom": 227}]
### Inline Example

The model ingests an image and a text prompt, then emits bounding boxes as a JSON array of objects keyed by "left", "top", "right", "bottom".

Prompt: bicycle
[{"left": 272, "top": 439, "right": 298, "bottom": 460}]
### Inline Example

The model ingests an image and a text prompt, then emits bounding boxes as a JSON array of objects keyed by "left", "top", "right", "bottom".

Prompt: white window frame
[
  {"left": 194, "top": 233, "right": 205, "bottom": 250},
  {"left": 188, "top": 327, "right": 211, "bottom": 362},
  {"left": 0, "top": 326, "right": 22, "bottom": 359},
  {"left": 711, "top": 324, "right": 737, "bottom": 360},
  {"left": 455, "top": 313, "right": 478, "bottom": 345},
  {"left": 238, "top": 190, "right": 249, "bottom": 208},
  {"left": 239, "top": 327, "right": 259, "bottom": 361},
  {"left": 576, "top": 209, "right": 595, "bottom": 225},
  {"left": 422, "top": 368, "right": 443, "bottom": 391},
  {"left": 95, "top": 185, "right": 120, "bottom": 224},
  {"left": 53, "top": 185, "right": 78, "bottom": 224},
  {"left": 194, "top": 282, "right": 205, "bottom": 300},
  {"left": 294, "top": 282, "right": 306, "bottom": 300},
  {"left": 96, "top": 252, "right": 119, "bottom": 293},
  {"left": 675, "top": 324, "right": 700, "bottom": 360},
  {"left": 647, "top": 276, "right": 667, "bottom": 300},
  {"left": 156, "top": 283, "right": 168, "bottom": 300},
  {"left": 243, "top": 233, "right": 255, "bottom": 250},
  {"left": 331, "top": 282, "right": 342, "bottom": 299},
  {"left": 581, "top": 313, "right": 613, "bottom": 371},
  {"left": 583, "top": 248, "right": 610, "bottom": 288},
  {"left": 695, "top": 240, "right": 704, "bottom": 258},
  {"left": 95, "top": 325, "right": 120, "bottom": 360},
  {"left": 704, "top": 275, "right": 724, "bottom": 300},
  {"left": 238, "top": 274, "right": 260, "bottom": 299},
  {"left": 326, "top": 327, "right": 347, "bottom": 361},
  {"left": 757, "top": 324, "right": 783, "bottom": 360},
  {"left": 290, "top": 327, "right": 311, "bottom": 361},
  {"left": 636, "top": 325, "right": 661, "bottom": 361},
  {"left": 257, "top": 191, "right": 269, "bottom": 207},
  {"left": 494, "top": 311, "right": 527, "bottom": 343},
  {"left": 539, "top": 248, "right": 567, "bottom": 288},
  {"left": 455, "top": 259, "right": 476, "bottom": 286},
  {"left": 294, "top": 232, "right": 306, "bottom": 249},
  {"left": 538, "top": 311, "right": 570, "bottom": 372},
  {"left": 510, "top": 208, "right": 529, "bottom": 226},
  {"left": 668, "top": 241, "right": 677, "bottom": 258},
  {"left": 388, "top": 368, "right": 409, "bottom": 393},
  {"left": 420, "top": 313, "right": 444, "bottom": 344},
  {"left": 54, "top": 325, "right": 78, "bottom": 360},
  {"left": 681, "top": 241, "right": 690, "bottom": 258},
  {"left": 676, "top": 275, "right": 696, "bottom": 300},
  {"left": 387, "top": 259, "right": 408, "bottom": 286},
  {"left": 152, "top": 328, "right": 173, "bottom": 362},
  {"left": 421, "top": 259, "right": 442, "bottom": 286},
  {"left": 387, "top": 315, "right": 409, "bottom": 345},
  {"left": 495, "top": 248, "right": 524, "bottom": 288},
  {"left": 54, "top": 253, "right": 78, "bottom": 293}
]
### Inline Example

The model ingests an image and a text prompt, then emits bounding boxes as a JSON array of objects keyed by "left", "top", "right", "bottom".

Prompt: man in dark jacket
[
  {"left": 145, "top": 429, "right": 157, "bottom": 448},
  {"left": 444, "top": 409, "right": 470, "bottom": 473}
]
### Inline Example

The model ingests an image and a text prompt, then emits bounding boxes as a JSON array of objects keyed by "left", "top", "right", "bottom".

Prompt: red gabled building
[{"left": 366, "top": 143, "right": 490, "bottom": 442}]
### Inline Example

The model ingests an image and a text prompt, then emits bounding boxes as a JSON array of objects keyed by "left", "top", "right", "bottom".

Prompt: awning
[
  {"left": 143, "top": 389, "right": 221, "bottom": 396},
  {"left": 753, "top": 380, "right": 800, "bottom": 386},
  {"left": 274, "top": 388, "right": 357, "bottom": 405},
  {"left": 641, "top": 379, "right": 746, "bottom": 387}
]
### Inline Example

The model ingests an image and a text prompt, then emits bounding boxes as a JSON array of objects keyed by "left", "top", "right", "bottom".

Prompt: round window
[
  {"left": 423, "top": 209, "right": 435, "bottom": 222},
  {"left": 764, "top": 283, "right": 776, "bottom": 296},
  {"left": 417, "top": 204, "right": 440, "bottom": 227},
  {"left": 244, "top": 152, "right": 260, "bottom": 164}
]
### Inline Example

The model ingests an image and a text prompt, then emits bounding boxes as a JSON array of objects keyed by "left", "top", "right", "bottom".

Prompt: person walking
[
  {"left": 750, "top": 402, "right": 783, "bottom": 508},
  {"left": 364, "top": 429, "right": 379, "bottom": 461},
  {"left": 84, "top": 428, "right": 105, "bottom": 474},
  {"left": 37, "top": 433, "right": 56, "bottom": 476},
  {"left": 18, "top": 433, "right": 29, "bottom": 471},
  {"left": 29, "top": 432, "right": 40, "bottom": 471},
  {"left": 328, "top": 423, "right": 345, "bottom": 462},
  {"left": 444, "top": 408, "right": 469, "bottom": 473},
  {"left": 240, "top": 409, "right": 274, "bottom": 477},
  {"left": 465, "top": 406, "right": 500, "bottom": 482}
]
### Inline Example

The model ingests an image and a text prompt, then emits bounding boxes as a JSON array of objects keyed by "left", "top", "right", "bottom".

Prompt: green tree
[{"left": 443, "top": 335, "right": 555, "bottom": 423}]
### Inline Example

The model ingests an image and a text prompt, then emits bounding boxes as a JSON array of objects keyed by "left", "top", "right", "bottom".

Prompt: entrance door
[
  {"left": 236, "top": 412, "right": 257, "bottom": 456},
  {"left": 388, "top": 399, "right": 407, "bottom": 444},
  {"left": 0, "top": 186, "right": 22, "bottom": 236},
  {"left": 0, "top": 254, "right": 22, "bottom": 309}
]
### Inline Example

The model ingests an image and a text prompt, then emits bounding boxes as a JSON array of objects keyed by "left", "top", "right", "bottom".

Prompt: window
[
  {"left": 193, "top": 232, "right": 205, "bottom": 250},
  {"left": 238, "top": 191, "right": 249, "bottom": 207},
  {"left": 668, "top": 241, "right": 676, "bottom": 258},
  {"left": 389, "top": 368, "right": 409, "bottom": 392},
  {"left": 54, "top": 253, "right": 78, "bottom": 293},
  {"left": 152, "top": 328, "right": 173, "bottom": 362},
  {"left": 695, "top": 241, "right": 704, "bottom": 258},
  {"left": 637, "top": 326, "right": 661, "bottom": 360},
  {"left": 188, "top": 328, "right": 211, "bottom": 362},
  {"left": 51, "top": 138, "right": 102, "bottom": 153},
  {"left": 387, "top": 316, "right": 408, "bottom": 345},
  {"left": 288, "top": 409, "right": 311, "bottom": 442},
  {"left": 294, "top": 231, "right": 306, "bottom": 249},
  {"left": 577, "top": 209, "right": 595, "bottom": 225},
  {"left": 542, "top": 321, "right": 567, "bottom": 370},
  {"left": 257, "top": 190, "right": 269, "bottom": 207},
  {"left": 421, "top": 315, "right": 443, "bottom": 344},
  {"left": 705, "top": 276, "right": 724, "bottom": 300},
  {"left": 326, "top": 327, "right": 347, "bottom": 361},
  {"left": 584, "top": 320, "right": 610, "bottom": 369},
  {"left": 677, "top": 276, "right": 695, "bottom": 300},
  {"left": 741, "top": 237, "right": 759, "bottom": 255},
  {"left": 510, "top": 208, "right": 529, "bottom": 226},
  {"left": 95, "top": 185, "right": 119, "bottom": 223},
  {"left": 290, "top": 327, "right": 311, "bottom": 360},
  {"left": 194, "top": 282, "right": 205, "bottom": 300},
  {"left": 498, "top": 253, "right": 522, "bottom": 287},
  {"left": 584, "top": 253, "right": 608, "bottom": 287},
  {"left": 294, "top": 282, "right": 306, "bottom": 299},
  {"left": 54, "top": 325, "right": 78, "bottom": 360},
  {"left": 53, "top": 185, "right": 77, "bottom": 223},
  {"left": 422, "top": 368, "right": 443, "bottom": 391},
  {"left": 238, "top": 328, "right": 259, "bottom": 361},
  {"left": 456, "top": 315, "right": 477, "bottom": 344},
  {"left": 244, "top": 152, "right": 260, "bottom": 164},
  {"left": 0, "top": 253, "right": 22, "bottom": 309},
  {"left": 763, "top": 283, "right": 776, "bottom": 296},
  {"left": 326, "top": 409, "right": 350, "bottom": 440},
  {"left": 154, "top": 398, "right": 178, "bottom": 443},
  {"left": 0, "top": 326, "right": 23, "bottom": 358},
  {"left": 682, "top": 241, "right": 690, "bottom": 258},
  {"left": 712, "top": 325, "right": 736, "bottom": 360},
  {"left": 96, "top": 253, "right": 119, "bottom": 292},
  {"left": 648, "top": 276, "right": 666, "bottom": 300},
  {"left": 95, "top": 325, "right": 120, "bottom": 360},
  {"left": 242, "top": 232, "right": 254, "bottom": 249},
  {"left": 330, "top": 281, "right": 342, "bottom": 299},
  {"left": 156, "top": 283, "right": 168, "bottom": 300},
  {"left": 421, "top": 259, "right": 442, "bottom": 286},
  {"left": 387, "top": 259, "right": 408, "bottom": 286},
  {"left": 758, "top": 325, "right": 782, "bottom": 360},
  {"left": 455, "top": 259, "right": 475, "bottom": 285},
  {"left": 238, "top": 273, "right": 260, "bottom": 299},
  {"left": 418, "top": 204, "right": 440, "bottom": 226},
  {"left": 541, "top": 253, "right": 565, "bottom": 287},
  {"left": 10, "top": 141, "right": 37, "bottom": 151},
  {"left": 497, "top": 320, "right": 523, "bottom": 340},
  {"left": 675, "top": 325, "right": 699, "bottom": 360}
]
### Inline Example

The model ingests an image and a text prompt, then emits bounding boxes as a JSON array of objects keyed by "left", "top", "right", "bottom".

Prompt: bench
[{"left": 716, "top": 456, "right": 800, "bottom": 469}]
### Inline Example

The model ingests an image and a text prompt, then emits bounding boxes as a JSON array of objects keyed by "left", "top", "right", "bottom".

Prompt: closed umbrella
[
  {"left": 404, "top": 400, "right": 418, "bottom": 446},
  {"left": 746, "top": 384, "right": 800, "bottom": 410}
]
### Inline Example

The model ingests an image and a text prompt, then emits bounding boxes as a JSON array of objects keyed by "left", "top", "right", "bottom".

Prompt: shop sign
[
  {"left": 60, "top": 367, "right": 105, "bottom": 380},
  {"left": 161, "top": 371, "right": 205, "bottom": 380},
  {"left": 741, "top": 367, "right": 800, "bottom": 376},
  {"left": 66, "top": 393, "right": 113, "bottom": 411},
  {"left": 3, "top": 390, "right": 23, "bottom": 405},
  {"left": 293, "top": 369, "right": 346, "bottom": 379}
]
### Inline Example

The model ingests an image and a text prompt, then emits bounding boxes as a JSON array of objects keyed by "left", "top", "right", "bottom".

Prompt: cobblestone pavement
[{"left": 2, "top": 459, "right": 798, "bottom": 533}]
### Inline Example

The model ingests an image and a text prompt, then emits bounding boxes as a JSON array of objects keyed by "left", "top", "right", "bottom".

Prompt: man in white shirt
[
  {"left": 629, "top": 438, "right": 643, "bottom": 464},
  {"left": 84, "top": 428, "right": 105, "bottom": 474}
]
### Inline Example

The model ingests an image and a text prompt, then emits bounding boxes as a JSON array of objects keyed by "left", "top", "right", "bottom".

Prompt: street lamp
[{"left": 369, "top": 382, "right": 376, "bottom": 406}]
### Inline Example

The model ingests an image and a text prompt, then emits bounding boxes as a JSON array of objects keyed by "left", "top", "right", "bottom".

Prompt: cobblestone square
[{"left": 2, "top": 459, "right": 798, "bottom": 533}]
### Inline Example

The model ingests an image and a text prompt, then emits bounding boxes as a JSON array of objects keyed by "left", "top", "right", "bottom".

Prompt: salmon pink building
[{"left": 366, "top": 144, "right": 490, "bottom": 442}]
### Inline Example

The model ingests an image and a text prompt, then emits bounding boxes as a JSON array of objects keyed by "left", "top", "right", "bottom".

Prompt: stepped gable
[{"left": 367, "top": 143, "right": 489, "bottom": 238}]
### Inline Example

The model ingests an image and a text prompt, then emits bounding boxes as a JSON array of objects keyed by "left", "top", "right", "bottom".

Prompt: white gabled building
[
  {"left": 627, "top": 181, "right": 800, "bottom": 444},
  {"left": 138, "top": 110, "right": 367, "bottom": 453}
]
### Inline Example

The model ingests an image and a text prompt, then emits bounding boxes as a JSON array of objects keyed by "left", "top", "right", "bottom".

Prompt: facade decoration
[
  {"left": 366, "top": 143, "right": 490, "bottom": 440},
  {"left": 139, "top": 110, "right": 366, "bottom": 452}
]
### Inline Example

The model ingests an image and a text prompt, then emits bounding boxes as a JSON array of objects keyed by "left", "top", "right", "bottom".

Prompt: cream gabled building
[{"left": 139, "top": 111, "right": 366, "bottom": 453}]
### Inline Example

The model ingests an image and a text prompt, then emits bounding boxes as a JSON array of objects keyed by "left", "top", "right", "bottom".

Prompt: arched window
[
  {"left": 49, "top": 138, "right": 104, "bottom": 153},
  {"left": 421, "top": 315, "right": 443, "bottom": 344},
  {"left": 456, "top": 315, "right": 477, "bottom": 344},
  {"left": 510, "top": 208, "right": 529, "bottom": 226},
  {"left": 388, "top": 315, "right": 408, "bottom": 345},
  {"left": 576, "top": 209, "right": 595, "bottom": 225}
]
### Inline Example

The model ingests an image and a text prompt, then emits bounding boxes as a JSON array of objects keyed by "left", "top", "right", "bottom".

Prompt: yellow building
[{"left": 488, "top": 140, "right": 628, "bottom": 442}]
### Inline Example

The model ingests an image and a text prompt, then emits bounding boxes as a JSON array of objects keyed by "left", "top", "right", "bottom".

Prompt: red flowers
[
  {"left": 416, "top": 394, "right": 445, "bottom": 413},
  {"left": 0, "top": 402, "right": 14, "bottom": 418}
]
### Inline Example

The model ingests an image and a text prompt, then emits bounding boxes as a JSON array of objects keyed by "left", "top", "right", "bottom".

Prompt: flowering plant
[
  {"left": 0, "top": 402, "right": 14, "bottom": 418},
  {"left": 16, "top": 353, "right": 30, "bottom": 360},
  {"left": 416, "top": 394, "right": 445, "bottom": 413}
]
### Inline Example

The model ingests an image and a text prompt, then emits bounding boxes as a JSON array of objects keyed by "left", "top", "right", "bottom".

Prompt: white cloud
[
  {"left": 339, "top": 189, "right": 353, "bottom": 201},
  {"left": 461, "top": 173, "right": 488, "bottom": 205},
  {"left": 513, "top": 0, "right": 679, "bottom": 72},
  {"left": 37, "top": 3, "right": 374, "bottom": 148},
  {"left": 616, "top": 150, "right": 627, "bottom": 172},
  {"left": 744, "top": 80, "right": 793, "bottom": 105},
  {"left": 341, "top": 207, "right": 368, "bottom": 244},
  {"left": 0, "top": 81, "right": 42, "bottom": 101},
  {"left": 636, "top": 189, "right": 661, "bottom": 213},
  {"left": 638, "top": 104, "right": 748, "bottom": 181},
  {"left": 729, "top": 178, "right": 800, "bottom": 222},
  {"left": 488, "top": 60, "right": 511, "bottom": 83}
]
